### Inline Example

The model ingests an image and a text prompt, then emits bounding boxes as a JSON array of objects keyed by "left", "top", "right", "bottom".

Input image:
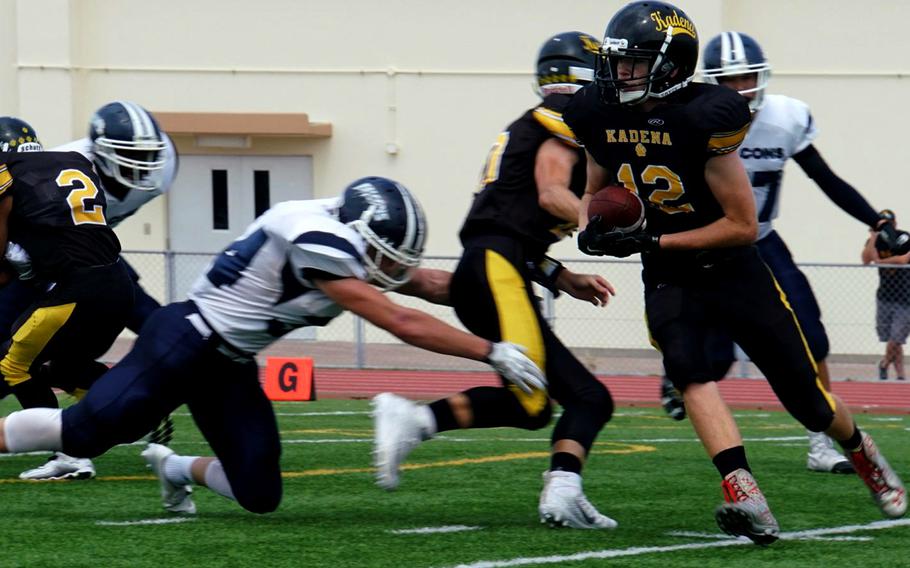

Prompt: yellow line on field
[
  {"left": 0, "top": 442, "right": 655, "bottom": 484},
  {"left": 282, "top": 428, "right": 372, "bottom": 436},
  {"left": 284, "top": 441, "right": 654, "bottom": 478}
]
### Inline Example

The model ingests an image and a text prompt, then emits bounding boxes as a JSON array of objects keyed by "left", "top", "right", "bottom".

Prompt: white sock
[
  {"left": 163, "top": 454, "right": 197, "bottom": 486},
  {"left": 418, "top": 405, "right": 437, "bottom": 439},
  {"left": 203, "top": 460, "right": 236, "bottom": 501},
  {"left": 4, "top": 408, "right": 63, "bottom": 453}
]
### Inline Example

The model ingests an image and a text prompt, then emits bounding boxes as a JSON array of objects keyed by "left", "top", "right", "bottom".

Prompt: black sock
[
  {"left": 11, "top": 380, "right": 59, "bottom": 409},
  {"left": 712, "top": 446, "right": 751, "bottom": 478},
  {"left": 428, "top": 399, "right": 459, "bottom": 433},
  {"left": 550, "top": 452, "right": 582, "bottom": 474},
  {"left": 836, "top": 424, "right": 864, "bottom": 452}
]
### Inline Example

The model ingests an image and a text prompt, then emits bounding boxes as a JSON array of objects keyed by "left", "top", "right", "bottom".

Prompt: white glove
[
  {"left": 486, "top": 341, "right": 547, "bottom": 394},
  {"left": 5, "top": 242, "right": 34, "bottom": 280}
]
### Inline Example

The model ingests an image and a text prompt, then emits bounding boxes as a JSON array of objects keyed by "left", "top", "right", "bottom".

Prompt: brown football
[{"left": 588, "top": 185, "right": 645, "bottom": 233}]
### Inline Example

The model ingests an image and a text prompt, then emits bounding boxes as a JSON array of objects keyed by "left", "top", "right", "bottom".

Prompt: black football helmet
[
  {"left": 595, "top": 1, "right": 699, "bottom": 105},
  {"left": 536, "top": 31, "right": 600, "bottom": 96},
  {"left": 338, "top": 176, "right": 427, "bottom": 290},
  {"left": 89, "top": 101, "right": 167, "bottom": 191},
  {"left": 702, "top": 31, "right": 772, "bottom": 112},
  {"left": 0, "top": 117, "right": 42, "bottom": 153}
]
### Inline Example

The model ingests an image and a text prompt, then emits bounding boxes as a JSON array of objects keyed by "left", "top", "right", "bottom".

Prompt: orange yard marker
[{"left": 263, "top": 357, "right": 315, "bottom": 401}]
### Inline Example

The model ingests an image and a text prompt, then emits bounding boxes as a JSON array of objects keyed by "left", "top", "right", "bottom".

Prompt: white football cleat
[
  {"left": 715, "top": 468, "right": 779, "bottom": 545},
  {"left": 372, "top": 393, "right": 434, "bottom": 491},
  {"left": 538, "top": 470, "right": 618, "bottom": 530},
  {"left": 141, "top": 443, "right": 196, "bottom": 514},
  {"left": 848, "top": 432, "right": 907, "bottom": 518},
  {"left": 19, "top": 452, "right": 96, "bottom": 481},
  {"left": 807, "top": 431, "right": 855, "bottom": 474}
]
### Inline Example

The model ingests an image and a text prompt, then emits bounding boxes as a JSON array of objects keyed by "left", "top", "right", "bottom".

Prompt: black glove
[
  {"left": 578, "top": 220, "right": 660, "bottom": 258},
  {"left": 876, "top": 210, "right": 910, "bottom": 256},
  {"left": 876, "top": 227, "right": 910, "bottom": 257}
]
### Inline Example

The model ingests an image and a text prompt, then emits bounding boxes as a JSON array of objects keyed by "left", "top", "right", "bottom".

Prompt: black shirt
[
  {"left": 459, "top": 94, "right": 586, "bottom": 260},
  {"left": 563, "top": 82, "right": 752, "bottom": 284},
  {"left": 0, "top": 151, "right": 121, "bottom": 279}
]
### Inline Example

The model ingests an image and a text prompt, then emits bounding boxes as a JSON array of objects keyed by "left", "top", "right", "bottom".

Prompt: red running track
[{"left": 302, "top": 369, "right": 910, "bottom": 414}]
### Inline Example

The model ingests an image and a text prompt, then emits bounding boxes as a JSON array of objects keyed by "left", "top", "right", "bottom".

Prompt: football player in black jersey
[
  {"left": 565, "top": 1, "right": 906, "bottom": 544},
  {"left": 0, "top": 120, "right": 134, "bottom": 477},
  {"left": 372, "top": 32, "right": 621, "bottom": 529}
]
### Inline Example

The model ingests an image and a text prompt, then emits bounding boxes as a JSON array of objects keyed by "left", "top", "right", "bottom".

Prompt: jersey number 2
[{"left": 56, "top": 169, "right": 106, "bottom": 226}]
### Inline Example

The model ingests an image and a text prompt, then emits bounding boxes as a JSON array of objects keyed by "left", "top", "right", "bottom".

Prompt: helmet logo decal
[
  {"left": 650, "top": 10, "right": 696, "bottom": 39},
  {"left": 580, "top": 35, "right": 601, "bottom": 54},
  {"left": 91, "top": 115, "right": 105, "bottom": 136},
  {"left": 351, "top": 182, "right": 390, "bottom": 221}
]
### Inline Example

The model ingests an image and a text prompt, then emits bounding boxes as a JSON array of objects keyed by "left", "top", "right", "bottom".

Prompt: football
[{"left": 587, "top": 185, "right": 645, "bottom": 233}]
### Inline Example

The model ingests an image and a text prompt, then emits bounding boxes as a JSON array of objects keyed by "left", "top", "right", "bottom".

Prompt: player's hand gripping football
[
  {"left": 578, "top": 216, "right": 660, "bottom": 258},
  {"left": 557, "top": 270, "right": 616, "bottom": 307},
  {"left": 485, "top": 342, "right": 547, "bottom": 394}
]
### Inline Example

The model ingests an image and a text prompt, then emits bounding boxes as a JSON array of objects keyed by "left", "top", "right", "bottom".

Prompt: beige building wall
[
  {"left": 7, "top": 0, "right": 902, "bottom": 263},
  {"left": 2, "top": 0, "right": 907, "bottom": 356}
]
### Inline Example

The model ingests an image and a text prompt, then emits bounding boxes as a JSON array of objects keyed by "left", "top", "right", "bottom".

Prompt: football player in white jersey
[
  {"left": 0, "top": 176, "right": 546, "bottom": 516},
  {"left": 6, "top": 101, "right": 178, "bottom": 481},
  {"left": 659, "top": 31, "right": 909, "bottom": 474}
]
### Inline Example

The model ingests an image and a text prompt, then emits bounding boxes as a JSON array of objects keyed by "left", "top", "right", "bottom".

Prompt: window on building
[
  {"left": 254, "top": 170, "right": 270, "bottom": 218},
  {"left": 212, "top": 169, "right": 229, "bottom": 230}
]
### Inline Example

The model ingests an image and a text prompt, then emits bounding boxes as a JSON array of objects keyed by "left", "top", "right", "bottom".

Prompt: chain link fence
[{"left": 119, "top": 251, "right": 908, "bottom": 381}]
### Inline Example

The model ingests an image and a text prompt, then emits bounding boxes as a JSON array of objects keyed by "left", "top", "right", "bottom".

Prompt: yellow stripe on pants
[
  {"left": 769, "top": 274, "right": 836, "bottom": 412},
  {"left": 0, "top": 303, "right": 76, "bottom": 386},
  {"left": 485, "top": 250, "right": 548, "bottom": 415}
]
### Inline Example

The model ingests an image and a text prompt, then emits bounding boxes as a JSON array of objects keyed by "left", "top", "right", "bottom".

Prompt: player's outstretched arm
[
  {"left": 793, "top": 144, "right": 880, "bottom": 227},
  {"left": 315, "top": 276, "right": 546, "bottom": 392},
  {"left": 394, "top": 268, "right": 451, "bottom": 306}
]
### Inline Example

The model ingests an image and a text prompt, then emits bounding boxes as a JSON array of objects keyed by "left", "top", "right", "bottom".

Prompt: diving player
[{"left": 0, "top": 177, "right": 545, "bottom": 516}]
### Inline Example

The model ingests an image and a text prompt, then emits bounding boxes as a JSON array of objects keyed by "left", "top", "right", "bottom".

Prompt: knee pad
[
  {"left": 464, "top": 386, "right": 553, "bottom": 430},
  {"left": 794, "top": 403, "right": 836, "bottom": 433},
  {"left": 552, "top": 385, "right": 614, "bottom": 452},
  {"left": 806, "top": 331, "right": 830, "bottom": 362},
  {"left": 519, "top": 398, "right": 553, "bottom": 430},
  {"left": 230, "top": 451, "right": 283, "bottom": 514},
  {"left": 237, "top": 484, "right": 283, "bottom": 514}
]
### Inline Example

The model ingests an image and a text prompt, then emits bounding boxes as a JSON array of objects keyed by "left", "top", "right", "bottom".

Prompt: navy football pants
[{"left": 61, "top": 301, "right": 282, "bottom": 514}]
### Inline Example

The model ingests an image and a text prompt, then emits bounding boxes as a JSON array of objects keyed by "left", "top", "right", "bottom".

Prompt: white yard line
[
  {"left": 440, "top": 519, "right": 910, "bottom": 568},
  {"left": 390, "top": 525, "right": 482, "bottom": 535},
  {"left": 666, "top": 530, "right": 873, "bottom": 542},
  {"left": 96, "top": 517, "right": 196, "bottom": 526}
]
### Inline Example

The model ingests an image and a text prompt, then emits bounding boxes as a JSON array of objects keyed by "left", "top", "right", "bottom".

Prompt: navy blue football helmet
[
  {"left": 0, "top": 117, "right": 42, "bottom": 152},
  {"left": 536, "top": 31, "right": 600, "bottom": 96},
  {"left": 338, "top": 176, "right": 427, "bottom": 290},
  {"left": 595, "top": 1, "right": 699, "bottom": 105},
  {"left": 89, "top": 101, "right": 167, "bottom": 191},
  {"left": 702, "top": 31, "right": 771, "bottom": 111}
]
